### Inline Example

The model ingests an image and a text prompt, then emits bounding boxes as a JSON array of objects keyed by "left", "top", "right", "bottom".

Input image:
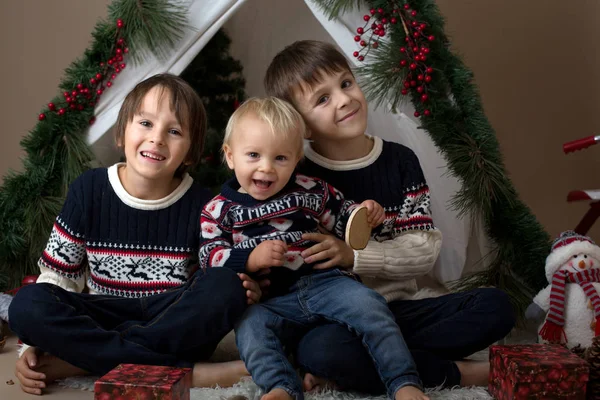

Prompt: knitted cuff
[
  {"left": 225, "top": 249, "right": 254, "bottom": 273},
  {"left": 352, "top": 241, "right": 386, "bottom": 276}
]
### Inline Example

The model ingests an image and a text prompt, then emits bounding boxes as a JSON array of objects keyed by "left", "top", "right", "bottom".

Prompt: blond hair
[{"left": 223, "top": 97, "right": 306, "bottom": 158}]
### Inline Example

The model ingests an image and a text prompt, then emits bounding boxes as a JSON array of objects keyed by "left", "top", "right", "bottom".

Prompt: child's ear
[{"left": 223, "top": 144, "right": 235, "bottom": 170}]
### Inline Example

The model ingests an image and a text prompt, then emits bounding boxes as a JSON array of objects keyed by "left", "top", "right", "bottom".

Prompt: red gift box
[
  {"left": 94, "top": 364, "right": 192, "bottom": 400},
  {"left": 489, "top": 344, "right": 589, "bottom": 400}
]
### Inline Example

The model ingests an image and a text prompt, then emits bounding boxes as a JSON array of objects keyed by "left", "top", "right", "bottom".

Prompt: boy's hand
[
  {"left": 246, "top": 240, "right": 288, "bottom": 272},
  {"left": 15, "top": 346, "right": 46, "bottom": 395},
  {"left": 360, "top": 200, "right": 385, "bottom": 228},
  {"left": 301, "top": 228, "right": 354, "bottom": 270},
  {"left": 237, "top": 273, "right": 262, "bottom": 305}
]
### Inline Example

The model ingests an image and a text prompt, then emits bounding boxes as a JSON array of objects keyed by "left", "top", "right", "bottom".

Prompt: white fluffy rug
[
  {"left": 59, "top": 327, "right": 537, "bottom": 399},
  {"left": 60, "top": 375, "right": 493, "bottom": 400},
  {"left": 59, "top": 346, "right": 495, "bottom": 400}
]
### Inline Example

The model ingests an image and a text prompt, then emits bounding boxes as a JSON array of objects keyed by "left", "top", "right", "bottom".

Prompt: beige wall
[
  {"left": 1, "top": 0, "right": 599, "bottom": 240},
  {"left": 0, "top": 0, "right": 111, "bottom": 177},
  {"left": 436, "top": 0, "right": 600, "bottom": 240}
]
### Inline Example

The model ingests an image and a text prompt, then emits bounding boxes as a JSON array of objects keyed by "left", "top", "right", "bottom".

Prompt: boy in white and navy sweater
[
  {"left": 199, "top": 97, "right": 429, "bottom": 400},
  {"left": 264, "top": 40, "right": 515, "bottom": 395},
  {"left": 9, "top": 74, "right": 257, "bottom": 394}
]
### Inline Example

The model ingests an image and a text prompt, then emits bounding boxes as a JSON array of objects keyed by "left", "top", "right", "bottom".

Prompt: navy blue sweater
[
  {"left": 38, "top": 165, "right": 211, "bottom": 297},
  {"left": 199, "top": 174, "right": 358, "bottom": 296}
]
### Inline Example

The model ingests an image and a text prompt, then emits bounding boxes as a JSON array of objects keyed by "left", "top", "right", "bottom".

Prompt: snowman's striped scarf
[{"left": 540, "top": 268, "right": 600, "bottom": 344}]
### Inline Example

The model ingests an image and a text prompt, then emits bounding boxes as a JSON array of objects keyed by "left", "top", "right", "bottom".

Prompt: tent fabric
[{"left": 87, "top": 0, "right": 487, "bottom": 283}]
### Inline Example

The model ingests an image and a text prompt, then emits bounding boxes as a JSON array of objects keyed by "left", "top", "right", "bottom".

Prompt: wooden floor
[{"left": 0, "top": 334, "right": 91, "bottom": 399}]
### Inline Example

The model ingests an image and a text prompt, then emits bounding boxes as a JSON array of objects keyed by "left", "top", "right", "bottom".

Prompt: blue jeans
[
  {"left": 235, "top": 269, "right": 420, "bottom": 400},
  {"left": 9, "top": 267, "right": 247, "bottom": 375},
  {"left": 295, "top": 288, "right": 515, "bottom": 393}
]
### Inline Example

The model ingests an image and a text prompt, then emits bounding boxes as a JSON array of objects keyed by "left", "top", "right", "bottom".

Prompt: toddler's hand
[
  {"left": 247, "top": 240, "right": 288, "bottom": 272},
  {"left": 360, "top": 200, "right": 385, "bottom": 227}
]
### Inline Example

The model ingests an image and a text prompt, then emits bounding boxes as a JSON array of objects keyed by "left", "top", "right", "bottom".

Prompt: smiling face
[
  {"left": 223, "top": 112, "right": 301, "bottom": 201},
  {"left": 119, "top": 86, "right": 191, "bottom": 190},
  {"left": 292, "top": 69, "right": 368, "bottom": 144},
  {"left": 560, "top": 253, "right": 600, "bottom": 274}
]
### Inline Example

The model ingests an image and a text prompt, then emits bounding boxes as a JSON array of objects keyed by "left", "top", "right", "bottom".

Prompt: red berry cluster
[
  {"left": 352, "top": 6, "right": 395, "bottom": 61},
  {"left": 38, "top": 19, "right": 129, "bottom": 125},
  {"left": 353, "top": 2, "right": 435, "bottom": 117}
]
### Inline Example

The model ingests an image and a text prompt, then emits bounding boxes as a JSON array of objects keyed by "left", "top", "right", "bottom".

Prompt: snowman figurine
[{"left": 532, "top": 230, "right": 600, "bottom": 349}]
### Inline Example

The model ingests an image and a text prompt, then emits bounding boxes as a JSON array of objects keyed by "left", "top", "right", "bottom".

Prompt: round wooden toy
[{"left": 345, "top": 206, "right": 372, "bottom": 250}]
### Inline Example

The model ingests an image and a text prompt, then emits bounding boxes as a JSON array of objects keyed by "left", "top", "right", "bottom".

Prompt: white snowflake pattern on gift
[
  {"left": 283, "top": 251, "right": 304, "bottom": 270},
  {"left": 204, "top": 199, "right": 224, "bottom": 219},
  {"left": 319, "top": 210, "right": 335, "bottom": 231},
  {"left": 295, "top": 174, "right": 317, "bottom": 190},
  {"left": 202, "top": 221, "right": 222, "bottom": 239},
  {"left": 211, "top": 249, "right": 231, "bottom": 267},
  {"left": 269, "top": 218, "right": 293, "bottom": 232}
]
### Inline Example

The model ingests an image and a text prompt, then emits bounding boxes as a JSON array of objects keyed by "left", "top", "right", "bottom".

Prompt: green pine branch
[
  {"left": 317, "top": 0, "right": 551, "bottom": 313},
  {"left": 311, "top": 0, "right": 365, "bottom": 19},
  {"left": 108, "top": 0, "right": 187, "bottom": 63}
]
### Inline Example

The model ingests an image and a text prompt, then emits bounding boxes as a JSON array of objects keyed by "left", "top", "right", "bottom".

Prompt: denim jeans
[
  {"left": 295, "top": 287, "right": 516, "bottom": 393},
  {"left": 9, "top": 267, "right": 247, "bottom": 375},
  {"left": 235, "top": 269, "right": 421, "bottom": 400}
]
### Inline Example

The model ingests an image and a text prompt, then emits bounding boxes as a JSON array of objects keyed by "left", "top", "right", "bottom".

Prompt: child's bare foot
[
  {"left": 302, "top": 372, "right": 339, "bottom": 392},
  {"left": 261, "top": 387, "right": 293, "bottom": 400},
  {"left": 35, "top": 352, "right": 88, "bottom": 383},
  {"left": 456, "top": 360, "right": 490, "bottom": 386},
  {"left": 395, "top": 385, "right": 429, "bottom": 400},
  {"left": 192, "top": 360, "right": 250, "bottom": 388}
]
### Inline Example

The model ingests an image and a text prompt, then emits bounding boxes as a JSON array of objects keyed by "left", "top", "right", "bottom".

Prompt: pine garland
[
  {"left": 0, "top": 0, "right": 187, "bottom": 291},
  {"left": 315, "top": 0, "right": 551, "bottom": 313}
]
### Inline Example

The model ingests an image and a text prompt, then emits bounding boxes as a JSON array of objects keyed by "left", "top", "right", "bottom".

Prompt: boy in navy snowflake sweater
[
  {"left": 9, "top": 74, "right": 258, "bottom": 393},
  {"left": 199, "top": 97, "right": 428, "bottom": 400}
]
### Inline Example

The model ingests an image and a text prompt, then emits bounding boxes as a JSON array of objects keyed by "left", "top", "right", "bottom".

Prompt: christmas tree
[{"left": 180, "top": 30, "right": 245, "bottom": 192}]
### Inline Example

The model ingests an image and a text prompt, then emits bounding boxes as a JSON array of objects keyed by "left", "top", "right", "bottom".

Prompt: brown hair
[
  {"left": 264, "top": 40, "right": 352, "bottom": 104},
  {"left": 224, "top": 97, "right": 306, "bottom": 159},
  {"left": 114, "top": 73, "right": 206, "bottom": 173}
]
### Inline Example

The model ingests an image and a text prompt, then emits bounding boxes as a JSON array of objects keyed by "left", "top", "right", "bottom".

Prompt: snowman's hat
[{"left": 545, "top": 230, "right": 600, "bottom": 281}]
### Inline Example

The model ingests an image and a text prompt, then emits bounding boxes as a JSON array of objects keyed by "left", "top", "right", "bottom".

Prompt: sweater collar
[
  {"left": 107, "top": 163, "right": 193, "bottom": 210},
  {"left": 303, "top": 135, "right": 383, "bottom": 171},
  {"left": 221, "top": 174, "right": 298, "bottom": 206}
]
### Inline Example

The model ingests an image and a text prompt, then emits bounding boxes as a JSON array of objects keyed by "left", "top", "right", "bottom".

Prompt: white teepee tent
[{"left": 87, "top": 0, "right": 489, "bottom": 284}]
